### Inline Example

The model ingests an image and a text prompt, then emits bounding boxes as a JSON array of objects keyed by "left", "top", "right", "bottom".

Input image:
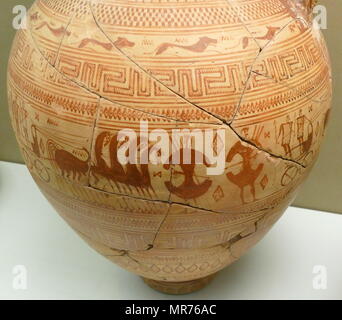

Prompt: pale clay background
[{"left": 0, "top": 0, "right": 341, "bottom": 213}]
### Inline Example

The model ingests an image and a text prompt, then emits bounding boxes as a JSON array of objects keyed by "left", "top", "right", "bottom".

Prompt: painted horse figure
[
  {"left": 226, "top": 141, "right": 264, "bottom": 204},
  {"left": 48, "top": 140, "right": 90, "bottom": 181},
  {"left": 91, "top": 132, "right": 154, "bottom": 196}
]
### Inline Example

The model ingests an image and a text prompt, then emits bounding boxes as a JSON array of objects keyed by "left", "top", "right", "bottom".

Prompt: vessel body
[{"left": 7, "top": 0, "right": 332, "bottom": 293}]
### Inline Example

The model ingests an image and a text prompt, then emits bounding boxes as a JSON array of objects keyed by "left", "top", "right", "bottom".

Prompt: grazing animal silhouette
[
  {"left": 156, "top": 37, "right": 217, "bottom": 55},
  {"left": 113, "top": 37, "right": 135, "bottom": 49},
  {"left": 78, "top": 38, "right": 113, "bottom": 51},
  {"left": 242, "top": 26, "right": 281, "bottom": 49},
  {"left": 255, "top": 26, "right": 281, "bottom": 41},
  {"left": 35, "top": 22, "right": 71, "bottom": 37},
  {"left": 78, "top": 37, "right": 135, "bottom": 51}
]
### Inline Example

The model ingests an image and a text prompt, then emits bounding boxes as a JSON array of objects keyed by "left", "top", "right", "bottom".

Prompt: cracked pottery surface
[{"left": 7, "top": 0, "right": 331, "bottom": 294}]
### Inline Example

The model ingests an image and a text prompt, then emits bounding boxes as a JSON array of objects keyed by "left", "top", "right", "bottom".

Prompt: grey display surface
[{"left": 0, "top": 161, "right": 341, "bottom": 300}]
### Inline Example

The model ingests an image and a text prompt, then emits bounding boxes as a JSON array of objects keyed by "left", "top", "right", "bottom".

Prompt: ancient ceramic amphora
[{"left": 8, "top": 0, "right": 331, "bottom": 294}]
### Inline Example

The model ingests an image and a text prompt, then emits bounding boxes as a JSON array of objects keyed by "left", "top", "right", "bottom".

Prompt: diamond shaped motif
[
  {"left": 151, "top": 264, "right": 160, "bottom": 273},
  {"left": 213, "top": 186, "right": 224, "bottom": 202},
  {"left": 175, "top": 264, "right": 186, "bottom": 273},
  {"left": 163, "top": 265, "right": 173, "bottom": 273},
  {"left": 187, "top": 265, "right": 198, "bottom": 273}
]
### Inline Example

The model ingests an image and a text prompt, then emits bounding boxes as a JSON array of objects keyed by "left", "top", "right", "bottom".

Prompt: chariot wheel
[
  {"left": 281, "top": 165, "right": 300, "bottom": 186},
  {"left": 34, "top": 159, "right": 50, "bottom": 183}
]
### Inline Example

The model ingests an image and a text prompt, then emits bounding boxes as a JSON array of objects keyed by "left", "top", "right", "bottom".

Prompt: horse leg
[
  {"left": 93, "top": 171, "right": 99, "bottom": 184},
  {"left": 250, "top": 183, "right": 257, "bottom": 202},
  {"left": 240, "top": 187, "right": 245, "bottom": 204}
]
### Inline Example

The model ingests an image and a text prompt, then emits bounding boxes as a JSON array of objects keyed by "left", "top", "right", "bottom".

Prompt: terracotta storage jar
[{"left": 8, "top": 0, "right": 331, "bottom": 294}]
